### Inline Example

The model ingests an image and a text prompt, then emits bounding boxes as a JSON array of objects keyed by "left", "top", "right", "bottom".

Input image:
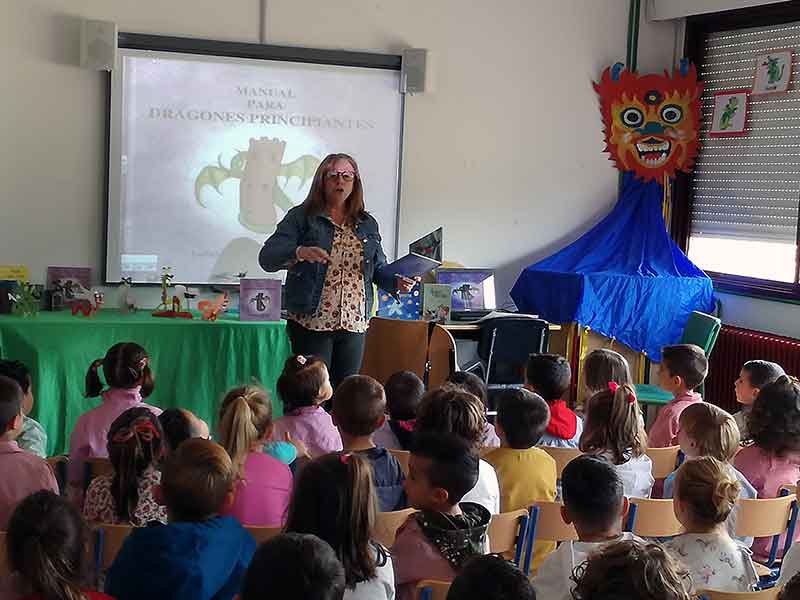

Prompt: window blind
[{"left": 690, "top": 21, "right": 800, "bottom": 243}]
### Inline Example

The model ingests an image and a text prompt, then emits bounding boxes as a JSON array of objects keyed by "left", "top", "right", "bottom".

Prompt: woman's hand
[
  {"left": 396, "top": 276, "right": 418, "bottom": 294},
  {"left": 296, "top": 246, "right": 330, "bottom": 263}
]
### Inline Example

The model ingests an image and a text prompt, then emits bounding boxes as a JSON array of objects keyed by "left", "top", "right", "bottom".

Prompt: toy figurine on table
[
  {"left": 9, "top": 282, "right": 41, "bottom": 318},
  {"left": 71, "top": 286, "right": 104, "bottom": 317},
  {"left": 152, "top": 267, "right": 193, "bottom": 319},
  {"left": 118, "top": 277, "right": 137, "bottom": 314},
  {"left": 198, "top": 291, "right": 230, "bottom": 322}
]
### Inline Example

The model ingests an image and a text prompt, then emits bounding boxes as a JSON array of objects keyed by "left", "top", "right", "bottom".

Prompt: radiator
[{"left": 706, "top": 325, "right": 800, "bottom": 414}]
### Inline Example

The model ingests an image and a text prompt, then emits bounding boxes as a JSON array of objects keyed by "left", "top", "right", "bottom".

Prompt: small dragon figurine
[{"left": 198, "top": 292, "right": 230, "bottom": 322}]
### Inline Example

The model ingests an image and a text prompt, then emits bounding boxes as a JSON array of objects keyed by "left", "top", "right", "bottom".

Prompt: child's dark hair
[
  {"left": 780, "top": 571, "right": 800, "bottom": 600},
  {"left": 160, "top": 438, "right": 235, "bottom": 521},
  {"left": 748, "top": 375, "right": 800, "bottom": 458},
  {"left": 284, "top": 452, "right": 386, "bottom": 589},
  {"left": 446, "top": 554, "right": 535, "bottom": 600},
  {"left": 411, "top": 432, "right": 479, "bottom": 506},
  {"left": 218, "top": 385, "right": 273, "bottom": 475},
  {"left": 385, "top": 370, "right": 425, "bottom": 419},
  {"left": 580, "top": 383, "right": 647, "bottom": 465},
  {"left": 85, "top": 342, "right": 154, "bottom": 398},
  {"left": 277, "top": 354, "right": 329, "bottom": 413},
  {"left": 678, "top": 403, "right": 739, "bottom": 462},
  {"left": 571, "top": 539, "right": 692, "bottom": 600},
  {"left": 495, "top": 388, "right": 549, "bottom": 448},
  {"left": 107, "top": 407, "right": 165, "bottom": 522},
  {"left": 0, "top": 359, "right": 32, "bottom": 395},
  {"left": 332, "top": 375, "right": 386, "bottom": 437},
  {"left": 660, "top": 344, "right": 708, "bottom": 391},
  {"left": 742, "top": 360, "right": 785, "bottom": 389},
  {"left": 447, "top": 371, "right": 488, "bottom": 410},
  {"left": 240, "top": 532, "right": 346, "bottom": 600},
  {"left": 7, "top": 490, "right": 90, "bottom": 600},
  {"left": 0, "top": 374, "right": 23, "bottom": 433},
  {"left": 583, "top": 349, "right": 632, "bottom": 395},
  {"left": 562, "top": 455, "right": 624, "bottom": 533},
  {"left": 159, "top": 408, "right": 193, "bottom": 452},
  {"left": 526, "top": 353, "right": 571, "bottom": 402},
  {"left": 415, "top": 385, "right": 486, "bottom": 450},
  {"left": 674, "top": 456, "right": 740, "bottom": 529}
]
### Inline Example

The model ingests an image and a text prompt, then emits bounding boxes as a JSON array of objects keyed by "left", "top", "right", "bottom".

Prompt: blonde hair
[
  {"left": 674, "top": 456, "right": 740, "bottom": 528},
  {"left": 218, "top": 385, "right": 273, "bottom": 475},
  {"left": 678, "top": 403, "right": 740, "bottom": 462},
  {"left": 580, "top": 383, "right": 647, "bottom": 465}
]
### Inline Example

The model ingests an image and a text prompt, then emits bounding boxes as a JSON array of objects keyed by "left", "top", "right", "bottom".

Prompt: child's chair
[
  {"left": 416, "top": 580, "right": 451, "bottom": 600},
  {"left": 83, "top": 457, "right": 113, "bottom": 493},
  {"left": 525, "top": 501, "right": 579, "bottom": 575},
  {"left": 624, "top": 498, "right": 683, "bottom": 537},
  {"left": 697, "top": 589, "right": 780, "bottom": 600},
  {"left": 645, "top": 445, "right": 682, "bottom": 480},
  {"left": 0, "top": 531, "right": 8, "bottom": 578},
  {"left": 374, "top": 508, "right": 416, "bottom": 548},
  {"left": 46, "top": 455, "right": 69, "bottom": 496},
  {"left": 388, "top": 449, "right": 410, "bottom": 476},
  {"left": 540, "top": 447, "right": 582, "bottom": 479},
  {"left": 734, "top": 493, "right": 799, "bottom": 581},
  {"left": 93, "top": 524, "right": 133, "bottom": 587},
  {"left": 487, "top": 509, "right": 529, "bottom": 571},
  {"left": 244, "top": 526, "right": 281, "bottom": 546}
]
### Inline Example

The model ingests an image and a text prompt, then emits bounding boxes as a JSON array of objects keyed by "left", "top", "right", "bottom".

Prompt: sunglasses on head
[{"left": 325, "top": 170, "right": 356, "bottom": 181}]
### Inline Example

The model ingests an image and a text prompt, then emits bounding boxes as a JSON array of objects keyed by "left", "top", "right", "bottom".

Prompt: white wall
[{"left": 3, "top": 0, "right": 643, "bottom": 308}]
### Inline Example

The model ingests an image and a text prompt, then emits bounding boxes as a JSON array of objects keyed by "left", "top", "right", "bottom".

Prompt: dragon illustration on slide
[{"left": 195, "top": 136, "right": 320, "bottom": 234}]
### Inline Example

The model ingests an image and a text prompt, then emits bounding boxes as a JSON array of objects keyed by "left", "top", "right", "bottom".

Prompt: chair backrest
[
  {"left": 373, "top": 508, "right": 416, "bottom": 548},
  {"left": 625, "top": 498, "right": 683, "bottom": 537},
  {"left": 47, "top": 455, "right": 69, "bottom": 496},
  {"left": 488, "top": 509, "right": 529, "bottom": 568},
  {"left": 645, "top": 446, "right": 681, "bottom": 479},
  {"left": 477, "top": 317, "right": 550, "bottom": 384},
  {"left": 388, "top": 449, "right": 410, "bottom": 477},
  {"left": 540, "top": 447, "right": 582, "bottom": 478},
  {"left": 84, "top": 457, "right": 114, "bottom": 492},
  {"left": 360, "top": 317, "right": 430, "bottom": 383},
  {"left": 0, "top": 531, "right": 8, "bottom": 579},
  {"left": 244, "top": 526, "right": 282, "bottom": 546},
  {"left": 528, "top": 502, "right": 579, "bottom": 543},
  {"left": 93, "top": 524, "right": 133, "bottom": 578},
  {"left": 735, "top": 495, "right": 797, "bottom": 538},
  {"left": 416, "top": 580, "right": 451, "bottom": 600},
  {"left": 679, "top": 310, "right": 722, "bottom": 358},
  {"left": 427, "top": 324, "right": 458, "bottom": 389},
  {"left": 697, "top": 588, "right": 780, "bottom": 600}
]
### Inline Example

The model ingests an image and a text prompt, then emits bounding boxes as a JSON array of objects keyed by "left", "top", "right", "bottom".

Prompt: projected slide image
[{"left": 109, "top": 50, "right": 402, "bottom": 284}]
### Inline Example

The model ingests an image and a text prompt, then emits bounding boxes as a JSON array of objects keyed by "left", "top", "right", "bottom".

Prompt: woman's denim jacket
[{"left": 259, "top": 205, "right": 397, "bottom": 318}]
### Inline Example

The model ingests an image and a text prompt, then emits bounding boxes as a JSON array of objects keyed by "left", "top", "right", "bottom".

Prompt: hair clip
[
  {"left": 339, "top": 453, "right": 351, "bottom": 465},
  {"left": 138, "top": 357, "right": 149, "bottom": 370},
  {"left": 296, "top": 355, "right": 307, "bottom": 366},
  {"left": 608, "top": 381, "right": 620, "bottom": 393},
  {"left": 627, "top": 393, "right": 637, "bottom": 405}
]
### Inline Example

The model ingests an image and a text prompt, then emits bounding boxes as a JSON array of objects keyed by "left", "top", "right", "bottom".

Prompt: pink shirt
[
  {"left": 0, "top": 441, "right": 59, "bottom": 529},
  {"left": 67, "top": 387, "right": 161, "bottom": 486},
  {"left": 734, "top": 445, "right": 800, "bottom": 561},
  {"left": 271, "top": 405, "right": 342, "bottom": 457},
  {"left": 392, "top": 515, "right": 457, "bottom": 600},
  {"left": 648, "top": 391, "right": 702, "bottom": 448},
  {"left": 221, "top": 452, "right": 293, "bottom": 527}
]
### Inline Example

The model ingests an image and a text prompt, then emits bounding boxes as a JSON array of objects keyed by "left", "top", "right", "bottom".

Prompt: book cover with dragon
[{"left": 239, "top": 278, "right": 281, "bottom": 321}]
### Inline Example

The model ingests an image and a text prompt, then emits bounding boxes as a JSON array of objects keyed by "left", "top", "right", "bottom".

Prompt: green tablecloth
[{"left": 0, "top": 310, "right": 292, "bottom": 455}]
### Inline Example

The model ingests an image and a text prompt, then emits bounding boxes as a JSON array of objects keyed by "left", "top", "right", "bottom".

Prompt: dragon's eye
[
  {"left": 620, "top": 107, "right": 644, "bottom": 128},
  {"left": 661, "top": 105, "right": 683, "bottom": 124}
]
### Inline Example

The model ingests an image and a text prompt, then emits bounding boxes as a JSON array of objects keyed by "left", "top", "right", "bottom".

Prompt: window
[{"left": 682, "top": 6, "right": 800, "bottom": 299}]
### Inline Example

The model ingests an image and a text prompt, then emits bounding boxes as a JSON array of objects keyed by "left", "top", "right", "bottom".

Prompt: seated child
[
  {"left": 446, "top": 554, "right": 535, "bottom": 600},
  {"left": 69, "top": 342, "right": 161, "bottom": 499},
  {"left": 534, "top": 455, "right": 641, "bottom": 600},
  {"left": 526, "top": 353, "right": 581, "bottom": 448},
  {"left": 447, "top": 371, "right": 500, "bottom": 448},
  {"left": 734, "top": 375, "right": 800, "bottom": 562},
  {"left": 579, "top": 383, "right": 654, "bottom": 498},
  {"left": 240, "top": 533, "right": 346, "bottom": 600},
  {"left": 84, "top": 406, "right": 168, "bottom": 526},
  {"left": 0, "top": 359, "right": 47, "bottom": 457},
  {"left": 415, "top": 385, "right": 500, "bottom": 514},
  {"left": 663, "top": 402, "right": 755, "bottom": 545},
  {"left": 581, "top": 349, "right": 633, "bottom": 402},
  {"left": 218, "top": 385, "right": 292, "bottom": 527},
  {"left": 571, "top": 539, "right": 692, "bottom": 600},
  {"left": 0, "top": 375, "right": 58, "bottom": 529},
  {"left": 1, "top": 490, "right": 113, "bottom": 600},
  {"left": 484, "top": 388, "right": 556, "bottom": 570},
  {"left": 733, "top": 360, "right": 784, "bottom": 441},
  {"left": 285, "top": 452, "right": 395, "bottom": 600},
  {"left": 272, "top": 354, "right": 342, "bottom": 457},
  {"left": 331, "top": 374, "right": 406, "bottom": 511},
  {"left": 648, "top": 344, "right": 708, "bottom": 448},
  {"left": 373, "top": 370, "right": 424, "bottom": 451},
  {"left": 392, "top": 433, "right": 490, "bottom": 600},
  {"left": 159, "top": 408, "right": 210, "bottom": 453},
  {"left": 664, "top": 456, "right": 758, "bottom": 592},
  {"left": 106, "top": 438, "right": 256, "bottom": 600}
]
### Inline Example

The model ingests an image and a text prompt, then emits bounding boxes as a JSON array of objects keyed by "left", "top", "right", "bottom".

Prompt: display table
[{"left": 0, "top": 310, "right": 292, "bottom": 455}]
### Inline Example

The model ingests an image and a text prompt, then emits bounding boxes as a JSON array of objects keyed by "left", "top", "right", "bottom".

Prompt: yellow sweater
[{"left": 485, "top": 446, "right": 558, "bottom": 572}]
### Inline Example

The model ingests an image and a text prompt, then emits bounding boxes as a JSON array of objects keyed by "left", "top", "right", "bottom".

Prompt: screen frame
[{"left": 105, "top": 33, "right": 405, "bottom": 286}]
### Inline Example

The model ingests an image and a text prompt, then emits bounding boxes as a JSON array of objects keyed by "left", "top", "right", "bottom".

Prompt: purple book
[
  {"left": 239, "top": 278, "right": 281, "bottom": 321},
  {"left": 46, "top": 266, "right": 91, "bottom": 306}
]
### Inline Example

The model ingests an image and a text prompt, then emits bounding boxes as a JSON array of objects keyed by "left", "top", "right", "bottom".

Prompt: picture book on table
[
  {"left": 46, "top": 267, "right": 91, "bottom": 307},
  {"left": 422, "top": 283, "right": 452, "bottom": 323},
  {"left": 239, "top": 278, "right": 281, "bottom": 321},
  {"left": 377, "top": 282, "right": 421, "bottom": 320},
  {"left": 436, "top": 269, "right": 495, "bottom": 311}
]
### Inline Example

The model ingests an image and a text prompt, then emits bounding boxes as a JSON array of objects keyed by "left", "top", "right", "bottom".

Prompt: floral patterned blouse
[
  {"left": 83, "top": 464, "right": 167, "bottom": 526},
  {"left": 288, "top": 221, "right": 368, "bottom": 333},
  {"left": 664, "top": 532, "right": 758, "bottom": 593}
]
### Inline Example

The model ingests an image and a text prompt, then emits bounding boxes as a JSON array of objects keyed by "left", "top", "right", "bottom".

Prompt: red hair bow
[{"left": 608, "top": 381, "right": 620, "bottom": 393}]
